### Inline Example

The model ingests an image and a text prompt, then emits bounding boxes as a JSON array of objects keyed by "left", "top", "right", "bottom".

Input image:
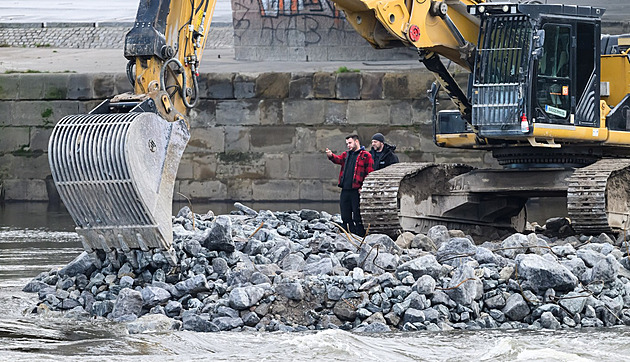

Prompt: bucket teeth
[{"left": 48, "top": 112, "right": 189, "bottom": 265}]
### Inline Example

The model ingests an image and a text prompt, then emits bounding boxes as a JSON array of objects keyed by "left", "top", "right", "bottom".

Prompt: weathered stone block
[
  {"left": 323, "top": 181, "right": 341, "bottom": 200},
  {"left": 114, "top": 73, "right": 133, "bottom": 94},
  {"left": 299, "top": 180, "right": 323, "bottom": 200},
  {"left": 250, "top": 126, "right": 295, "bottom": 152},
  {"left": 227, "top": 178, "right": 253, "bottom": 200},
  {"left": 390, "top": 100, "right": 413, "bottom": 125},
  {"left": 252, "top": 180, "right": 299, "bottom": 200},
  {"left": 347, "top": 100, "right": 390, "bottom": 124},
  {"left": 216, "top": 152, "right": 265, "bottom": 178},
  {"left": 0, "top": 127, "right": 30, "bottom": 152},
  {"left": 385, "top": 128, "right": 425, "bottom": 152},
  {"left": 187, "top": 127, "right": 225, "bottom": 153},
  {"left": 67, "top": 74, "right": 94, "bottom": 100},
  {"left": 176, "top": 154, "right": 194, "bottom": 180},
  {"left": 11, "top": 101, "right": 81, "bottom": 127},
  {"left": 295, "top": 127, "right": 318, "bottom": 152},
  {"left": 383, "top": 73, "right": 410, "bottom": 99},
  {"left": 43, "top": 74, "right": 69, "bottom": 100},
  {"left": 189, "top": 100, "right": 217, "bottom": 128},
  {"left": 289, "top": 73, "right": 313, "bottom": 99},
  {"left": 283, "top": 100, "right": 326, "bottom": 125},
  {"left": 198, "top": 73, "right": 234, "bottom": 99},
  {"left": 313, "top": 72, "right": 336, "bottom": 99},
  {"left": 406, "top": 71, "right": 435, "bottom": 99},
  {"left": 290, "top": 153, "right": 337, "bottom": 179},
  {"left": 92, "top": 74, "right": 116, "bottom": 99},
  {"left": 0, "top": 75, "right": 20, "bottom": 100},
  {"left": 29, "top": 127, "right": 53, "bottom": 152},
  {"left": 192, "top": 154, "right": 218, "bottom": 180},
  {"left": 3, "top": 179, "right": 48, "bottom": 201},
  {"left": 411, "top": 99, "right": 433, "bottom": 125},
  {"left": 234, "top": 73, "right": 256, "bottom": 99},
  {"left": 0, "top": 154, "right": 51, "bottom": 179},
  {"left": 336, "top": 72, "right": 361, "bottom": 100},
  {"left": 316, "top": 128, "right": 354, "bottom": 152},
  {"left": 255, "top": 73, "right": 290, "bottom": 99},
  {"left": 177, "top": 180, "right": 227, "bottom": 200},
  {"left": 361, "top": 72, "right": 384, "bottom": 100},
  {"left": 263, "top": 153, "right": 289, "bottom": 179},
  {"left": 18, "top": 75, "right": 45, "bottom": 99},
  {"left": 324, "top": 100, "right": 347, "bottom": 125},
  {"left": 224, "top": 126, "right": 250, "bottom": 152},
  {"left": 0, "top": 101, "right": 14, "bottom": 125},
  {"left": 216, "top": 100, "right": 260, "bottom": 125},
  {"left": 259, "top": 99, "right": 282, "bottom": 125}
]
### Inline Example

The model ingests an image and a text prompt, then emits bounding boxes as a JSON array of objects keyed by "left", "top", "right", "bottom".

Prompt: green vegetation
[
  {"left": 0, "top": 44, "right": 9, "bottom": 48},
  {"left": 11, "top": 146, "right": 43, "bottom": 158},
  {"left": 34, "top": 43, "right": 51, "bottom": 48},
  {"left": 4, "top": 69, "right": 45, "bottom": 74},
  {"left": 335, "top": 66, "right": 360, "bottom": 73},
  {"left": 41, "top": 108, "right": 53, "bottom": 118},
  {"left": 218, "top": 151, "right": 263, "bottom": 164}
]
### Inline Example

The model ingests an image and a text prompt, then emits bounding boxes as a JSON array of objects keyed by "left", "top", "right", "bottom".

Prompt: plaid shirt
[{"left": 328, "top": 147, "right": 374, "bottom": 189}]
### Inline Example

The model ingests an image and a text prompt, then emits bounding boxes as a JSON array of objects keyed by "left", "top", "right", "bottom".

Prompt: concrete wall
[
  {"left": 231, "top": 0, "right": 630, "bottom": 61},
  {"left": 0, "top": 70, "right": 494, "bottom": 204}
]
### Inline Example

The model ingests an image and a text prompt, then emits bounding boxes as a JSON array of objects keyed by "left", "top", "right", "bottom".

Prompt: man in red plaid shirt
[{"left": 326, "top": 134, "right": 374, "bottom": 237}]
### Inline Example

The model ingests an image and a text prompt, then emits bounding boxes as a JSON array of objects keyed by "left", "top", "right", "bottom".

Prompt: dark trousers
[{"left": 340, "top": 189, "right": 365, "bottom": 237}]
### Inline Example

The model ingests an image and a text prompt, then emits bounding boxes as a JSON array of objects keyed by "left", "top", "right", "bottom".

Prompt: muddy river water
[{"left": 1, "top": 202, "right": 629, "bottom": 361}]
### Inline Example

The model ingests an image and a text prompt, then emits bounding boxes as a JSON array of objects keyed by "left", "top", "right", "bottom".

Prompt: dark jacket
[
  {"left": 370, "top": 143, "right": 399, "bottom": 170},
  {"left": 328, "top": 147, "right": 374, "bottom": 189}
]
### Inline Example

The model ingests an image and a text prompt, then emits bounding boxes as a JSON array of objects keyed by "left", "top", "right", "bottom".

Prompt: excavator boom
[{"left": 48, "top": 0, "right": 216, "bottom": 265}]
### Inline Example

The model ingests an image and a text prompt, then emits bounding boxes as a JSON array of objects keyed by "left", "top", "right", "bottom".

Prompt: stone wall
[{"left": 0, "top": 70, "right": 493, "bottom": 204}]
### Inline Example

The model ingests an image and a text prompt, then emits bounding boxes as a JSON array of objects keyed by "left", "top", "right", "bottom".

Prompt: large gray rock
[
  {"left": 112, "top": 288, "right": 143, "bottom": 319},
  {"left": 484, "top": 293, "right": 506, "bottom": 310},
  {"left": 182, "top": 312, "right": 219, "bottom": 332},
  {"left": 363, "top": 234, "right": 401, "bottom": 254},
  {"left": 299, "top": 209, "right": 320, "bottom": 221},
  {"left": 516, "top": 254, "right": 578, "bottom": 293},
  {"left": 427, "top": 225, "right": 450, "bottom": 249},
  {"left": 175, "top": 274, "right": 211, "bottom": 295},
  {"left": 436, "top": 237, "right": 477, "bottom": 266},
  {"left": 275, "top": 282, "right": 304, "bottom": 300},
  {"left": 411, "top": 234, "right": 437, "bottom": 252},
  {"left": 590, "top": 254, "right": 619, "bottom": 283},
  {"left": 412, "top": 275, "right": 436, "bottom": 295},
  {"left": 303, "top": 258, "right": 334, "bottom": 276},
  {"left": 402, "top": 308, "right": 426, "bottom": 324},
  {"left": 57, "top": 252, "right": 96, "bottom": 278},
  {"left": 198, "top": 215, "right": 234, "bottom": 252},
  {"left": 141, "top": 286, "right": 171, "bottom": 308},
  {"left": 397, "top": 254, "right": 441, "bottom": 279},
  {"left": 560, "top": 258, "right": 587, "bottom": 282},
  {"left": 558, "top": 291, "right": 588, "bottom": 315},
  {"left": 502, "top": 293, "right": 530, "bottom": 321},
  {"left": 577, "top": 249, "right": 604, "bottom": 268},
  {"left": 540, "top": 311, "right": 561, "bottom": 329},
  {"left": 498, "top": 233, "right": 528, "bottom": 259},
  {"left": 354, "top": 322, "right": 391, "bottom": 332},
  {"left": 445, "top": 265, "right": 482, "bottom": 306},
  {"left": 281, "top": 253, "right": 306, "bottom": 271},
  {"left": 212, "top": 316, "right": 244, "bottom": 331},
  {"left": 228, "top": 284, "right": 268, "bottom": 309},
  {"left": 359, "top": 246, "right": 398, "bottom": 275}
]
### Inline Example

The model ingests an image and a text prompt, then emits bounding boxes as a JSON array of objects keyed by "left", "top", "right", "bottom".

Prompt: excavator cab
[{"left": 468, "top": 4, "right": 603, "bottom": 138}]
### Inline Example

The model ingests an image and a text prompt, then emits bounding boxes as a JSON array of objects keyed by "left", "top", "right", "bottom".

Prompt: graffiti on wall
[{"left": 233, "top": 0, "right": 358, "bottom": 47}]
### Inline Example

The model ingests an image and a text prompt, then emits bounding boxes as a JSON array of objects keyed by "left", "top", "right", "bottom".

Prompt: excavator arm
[
  {"left": 48, "top": 0, "right": 216, "bottom": 266},
  {"left": 332, "top": 0, "right": 483, "bottom": 118}
]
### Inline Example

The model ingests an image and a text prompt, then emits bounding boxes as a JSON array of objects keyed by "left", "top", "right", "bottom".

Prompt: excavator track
[
  {"left": 567, "top": 159, "right": 630, "bottom": 234},
  {"left": 360, "top": 163, "right": 433, "bottom": 236},
  {"left": 360, "top": 162, "right": 474, "bottom": 237}
]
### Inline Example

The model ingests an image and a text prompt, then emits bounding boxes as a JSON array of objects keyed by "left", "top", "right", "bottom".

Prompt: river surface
[{"left": 1, "top": 202, "right": 629, "bottom": 361}]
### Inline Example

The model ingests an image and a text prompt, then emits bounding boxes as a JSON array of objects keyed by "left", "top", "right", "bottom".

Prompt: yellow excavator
[
  {"left": 328, "top": 0, "right": 630, "bottom": 237},
  {"left": 48, "top": 0, "right": 216, "bottom": 265}
]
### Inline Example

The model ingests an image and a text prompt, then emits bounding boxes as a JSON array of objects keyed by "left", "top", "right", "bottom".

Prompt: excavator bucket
[{"left": 48, "top": 112, "right": 189, "bottom": 264}]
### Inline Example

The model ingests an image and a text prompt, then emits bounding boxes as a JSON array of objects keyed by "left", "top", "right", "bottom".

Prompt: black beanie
[{"left": 372, "top": 133, "right": 385, "bottom": 143}]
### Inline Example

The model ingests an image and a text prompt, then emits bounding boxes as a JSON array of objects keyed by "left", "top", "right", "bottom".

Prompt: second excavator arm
[{"left": 332, "top": 0, "right": 484, "bottom": 118}]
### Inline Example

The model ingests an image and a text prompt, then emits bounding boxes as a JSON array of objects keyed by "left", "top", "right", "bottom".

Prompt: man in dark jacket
[
  {"left": 370, "top": 133, "right": 399, "bottom": 170},
  {"left": 326, "top": 134, "right": 374, "bottom": 237}
]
